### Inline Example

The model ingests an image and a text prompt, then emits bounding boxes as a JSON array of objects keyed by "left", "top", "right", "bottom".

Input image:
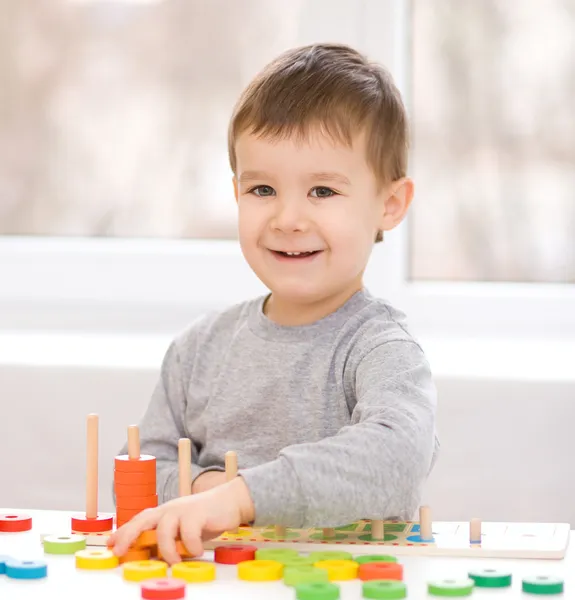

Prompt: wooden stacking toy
[
  {"left": 71, "top": 414, "right": 114, "bottom": 534},
  {"left": 114, "top": 425, "right": 158, "bottom": 528}
]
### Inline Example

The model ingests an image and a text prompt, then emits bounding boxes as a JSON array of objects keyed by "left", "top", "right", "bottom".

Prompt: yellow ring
[
  {"left": 314, "top": 559, "right": 358, "bottom": 581},
  {"left": 122, "top": 560, "right": 168, "bottom": 581},
  {"left": 172, "top": 561, "right": 216, "bottom": 583},
  {"left": 75, "top": 549, "right": 119, "bottom": 570},
  {"left": 238, "top": 559, "right": 283, "bottom": 581}
]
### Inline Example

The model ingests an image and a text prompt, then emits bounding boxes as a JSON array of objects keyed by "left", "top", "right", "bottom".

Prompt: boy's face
[{"left": 233, "top": 129, "right": 411, "bottom": 307}]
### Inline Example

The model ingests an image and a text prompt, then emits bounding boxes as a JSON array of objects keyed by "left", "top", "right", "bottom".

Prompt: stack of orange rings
[{"left": 114, "top": 454, "right": 157, "bottom": 527}]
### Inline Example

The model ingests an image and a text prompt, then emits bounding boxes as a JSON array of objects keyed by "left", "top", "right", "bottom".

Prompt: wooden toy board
[
  {"left": 1, "top": 510, "right": 573, "bottom": 600},
  {"left": 204, "top": 519, "right": 571, "bottom": 559}
]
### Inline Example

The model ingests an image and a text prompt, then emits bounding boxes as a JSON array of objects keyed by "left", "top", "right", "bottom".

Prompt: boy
[{"left": 109, "top": 42, "right": 438, "bottom": 563}]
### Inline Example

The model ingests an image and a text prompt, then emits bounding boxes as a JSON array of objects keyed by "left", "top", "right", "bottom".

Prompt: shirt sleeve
[
  {"left": 239, "top": 340, "right": 438, "bottom": 528},
  {"left": 114, "top": 336, "right": 222, "bottom": 505}
]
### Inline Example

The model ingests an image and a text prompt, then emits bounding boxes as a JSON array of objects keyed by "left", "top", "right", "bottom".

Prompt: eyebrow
[{"left": 238, "top": 171, "right": 351, "bottom": 185}]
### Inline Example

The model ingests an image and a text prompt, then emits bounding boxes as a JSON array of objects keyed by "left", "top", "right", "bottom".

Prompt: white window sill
[{"left": 1, "top": 331, "right": 573, "bottom": 383}]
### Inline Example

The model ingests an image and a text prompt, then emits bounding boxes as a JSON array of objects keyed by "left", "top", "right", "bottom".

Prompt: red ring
[
  {"left": 214, "top": 544, "right": 257, "bottom": 564},
  {"left": 71, "top": 514, "right": 114, "bottom": 533},
  {"left": 0, "top": 514, "right": 32, "bottom": 532},
  {"left": 141, "top": 578, "right": 186, "bottom": 599},
  {"left": 359, "top": 561, "right": 403, "bottom": 581}
]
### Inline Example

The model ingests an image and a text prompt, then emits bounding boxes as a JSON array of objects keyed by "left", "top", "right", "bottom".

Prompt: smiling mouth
[{"left": 271, "top": 250, "right": 322, "bottom": 258}]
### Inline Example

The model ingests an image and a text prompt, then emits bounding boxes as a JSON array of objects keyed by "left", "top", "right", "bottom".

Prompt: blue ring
[{"left": 5, "top": 559, "right": 48, "bottom": 579}]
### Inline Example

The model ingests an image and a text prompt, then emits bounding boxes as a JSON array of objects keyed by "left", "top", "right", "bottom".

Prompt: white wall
[{"left": 1, "top": 334, "right": 574, "bottom": 526}]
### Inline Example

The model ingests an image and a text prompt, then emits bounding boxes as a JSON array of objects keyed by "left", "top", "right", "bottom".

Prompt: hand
[
  {"left": 107, "top": 477, "right": 255, "bottom": 565},
  {"left": 191, "top": 470, "right": 227, "bottom": 494}
]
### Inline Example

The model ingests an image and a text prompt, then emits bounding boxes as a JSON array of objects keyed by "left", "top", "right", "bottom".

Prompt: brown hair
[{"left": 228, "top": 43, "right": 410, "bottom": 243}]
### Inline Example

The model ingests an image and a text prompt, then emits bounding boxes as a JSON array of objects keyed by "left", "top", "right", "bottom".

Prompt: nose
[{"left": 270, "top": 197, "right": 310, "bottom": 234}]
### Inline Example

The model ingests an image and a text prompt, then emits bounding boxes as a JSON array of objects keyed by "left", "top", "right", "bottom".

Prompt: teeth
[{"left": 286, "top": 252, "right": 302, "bottom": 256}]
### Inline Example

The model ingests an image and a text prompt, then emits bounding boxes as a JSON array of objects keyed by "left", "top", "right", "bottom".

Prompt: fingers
[
  {"left": 179, "top": 519, "right": 204, "bottom": 558},
  {"left": 110, "top": 507, "right": 162, "bottom": 557},
  {"left": 156, "top": 512, "right": 181, "bottom": 565}
]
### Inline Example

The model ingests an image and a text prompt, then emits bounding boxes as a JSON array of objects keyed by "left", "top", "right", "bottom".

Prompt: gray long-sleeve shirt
[{"left": 119, "top": 289, "right": 438, "bottom": 527}]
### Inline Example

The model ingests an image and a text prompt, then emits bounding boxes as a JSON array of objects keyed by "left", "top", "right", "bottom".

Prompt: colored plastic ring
[
  {"left": 5, "top": 559, "right": 48, "bottom": 579},
  {"left": 255, "top": 548, "right": 301, "bottom": 563},
  {"left": 522, "top": 576, "right": 564, "bottom": 594},
  {"left": 115, "top": 482, "right": 157, "bottom": 497},
  {"left": 359, "top": 562, "right": 403, "bottom": 581},
  {"left": 355, "top": 554, "right": 397, "bottom": 564},
  {"left": 363, "top": 580, "right": 408, "bottom": 599},
  {"left": 114, "top": 470, "right": 157, "bottom": 485},
  {"left": 237, "top": 559, "right": 283, "bottom": 581},
  {"left": 309, "top": 551, "right": 353, "bottom": 563},
  {"left": 44, "top": 534, "right": 87, "bottom": 554},
  {"left": 123, "top": 560, "right": 168, "bottom": 582},
  {"left": 172, "top": 561, "right": 216, "bottom": 583},
  {"left": 116, "top": 495, "right": 159, "bottom": 510},
  {"left": 214, "top": 544, "right": 257, "bottom": 564},
  {"left": 75, "top": 549, "right": 120, "bottom": 570},
  {"left": 0, "top": 555, "right": 11, "bottom": 574},
  {"left": 284, "top": 566, "right": 330, "bottom": 587},
  {"left": 282, "top": 556, "right": 316, "bottom": 569},
  {"left": 157, "top": 540, "right": 193, "bottom": 560},
  {"left": 0, "top": 513, "right": 32, "bottom": 532},
  {"left": 428, "top": 579, "right": 474, "bottom": 596},
  {"left": 296, "top": 581, "right": 341, "bottom": 600},
  {"left": 468, "top": 569, "right": 512, "bottom": 588},
  {"left": 314, "top": 559, "right": 358, "bottom": 581},
  {"left": 120, "top": 548, "right": 151, "bottom": 564},
  {"left": 141, "top": 578, "right": 186, "bottom": 599},
  {"left": 71, "top": 514, "right": 114, "bottom": 533},
  {"left": 134, "top": 529, "right": 158, "bottom": 548},
  {"left": 115, "top": 454, "right": 157, "bottom": 474}
]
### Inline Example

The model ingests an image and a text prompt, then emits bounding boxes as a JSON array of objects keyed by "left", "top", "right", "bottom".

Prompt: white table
[{"left": 0, "top": 509, "right": 571, "bottom": 599}]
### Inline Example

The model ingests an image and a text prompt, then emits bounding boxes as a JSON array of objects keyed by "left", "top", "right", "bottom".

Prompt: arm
[
  {"left": 239, "top": 340, "right": 438, "bottom": 527},
  {"left": 116, "top": 337, "right": 224, "bottom": 504}
]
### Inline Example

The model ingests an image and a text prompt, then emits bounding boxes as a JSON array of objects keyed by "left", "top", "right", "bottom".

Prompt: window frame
[{"left": 0, "top": 0, "right": 573, "bottom": 338}]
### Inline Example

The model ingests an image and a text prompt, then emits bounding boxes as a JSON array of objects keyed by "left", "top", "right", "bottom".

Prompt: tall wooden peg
[
  {"left": 71, "top": 413, "right": 114, "bottom": 533},
  {"left": 178, "top": 438, "right": 192, "bottom": 497},
  {"left": 128, "top": 425, "right": 141, "bottom": 460}
]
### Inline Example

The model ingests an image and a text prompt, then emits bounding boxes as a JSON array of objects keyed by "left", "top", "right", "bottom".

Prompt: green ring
[
  {"left": 309, "top": 551, "right": 353, "bottom": 563},
  {"left": 282, "top": 556, "right": 315, "bottom": 569},
  {"left": 363, "top": 580, "right": 407, "bottom": 599},
  {"left": 522, "top": 576, "right": 564, "bottom": 594},
  {"left": 428, "top": 578, "right": 474, "bottom": 596},
  {"left": 468, "top": 568, "right": 512, "bottom": 587},
  {"left": 355, "top": 554, "right": 398, "bottom": 564},
  {"left": 296, "top": 581, "right": 341, "bottom": 600},
  {"left": 255, "top": 548, "right": 299, "bottom": 562},
  {"left": 284, "top": 566, "right": 330, "bottom": 587},
  {"left": 43, "top": 534, "right": 86, "bottom": 555}
]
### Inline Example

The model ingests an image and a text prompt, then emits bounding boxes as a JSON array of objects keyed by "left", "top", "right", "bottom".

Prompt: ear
[
  {"left": 233, "top": 176, "right": 239, "bottom": 203},
  {"left": 378, "top": 177, "right": 414, "bottom": 232}
]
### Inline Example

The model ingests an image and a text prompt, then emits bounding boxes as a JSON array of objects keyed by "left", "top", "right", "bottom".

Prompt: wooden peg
[
  {"left": 470, "top": 517, "right": 482, "bottom": 543},
  {"left": 86, "top": 414, "right": 99, "bottom": 519},
  {"left": 225, "top": 450, "right": 238, "bottom": 482},
  {"left": 274, "top": 525, "right": 287, "bottom": 538},
  {"left": 178, "top": 438, "right": 192, "bottom": 496},
  {"left": 419, "top": 505, "right": 433, "bottom": 541},
  {"left": 322, "top": 528, "right": 336, "bottom": 539},
  {"left": 371, "top": 520, "right": 385, "bottom": 541},
  {"left": 127, "top": 425, "right": 140, "bottom": 460}
]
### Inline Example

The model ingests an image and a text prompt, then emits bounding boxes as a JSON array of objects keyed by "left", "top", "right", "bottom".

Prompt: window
[
  {"left": 0, "top": 0, "right": 573, "bottom": 338},
  {"left": 410, "top": 0, "right": 575, "bottom": 284}
]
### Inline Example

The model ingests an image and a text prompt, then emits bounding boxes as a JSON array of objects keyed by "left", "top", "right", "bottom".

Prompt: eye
[
  {"left": 310, "top": 186, "right": 337, "bottom": 198},
  {"left": 248, "top": 185, "right": 276, "bottom": 197}
]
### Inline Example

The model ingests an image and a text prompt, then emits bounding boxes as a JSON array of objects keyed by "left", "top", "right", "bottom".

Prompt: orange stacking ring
[
  {"left": 114, "top": 471, "right": 156, "bottom": 486},
  {"left": 115, "top": 495, "right": 158, "bottom": 511},
  {"left": 115, "top": 482, "right": 156, "bottom": 497},
  {"left": 119, "top": 547, "right": 151, "bottom": 564},
  {"left": 134, "top": 530, "right": 159, "bottom": 548},
  {"left": 157, "top": 541, "right": 194, "bottom": 560},
  {"left": 358, "top": 561, "right": 404, "bottom": 581},
  {"left": 115, "top": 455, "right": 156, "bottom": 475}
]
